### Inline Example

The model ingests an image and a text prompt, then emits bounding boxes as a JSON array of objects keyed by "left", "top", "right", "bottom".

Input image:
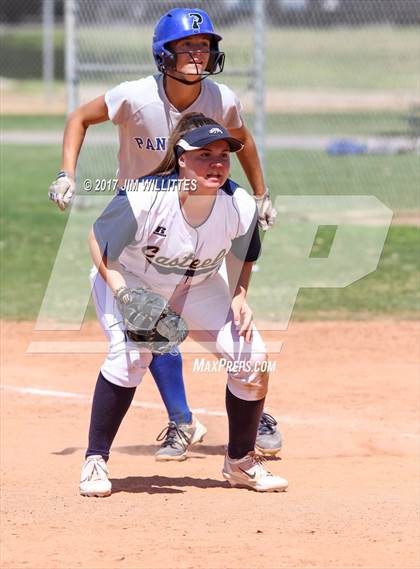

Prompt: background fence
[
  {"left": 1, "top": 0, "right": 419, "bottom": 321},
  {"left": 79, "top": 0, "right": 419, "bottom": 213},
  {"left": 1, "top": 0, "right": 419, "bottom": 211}
]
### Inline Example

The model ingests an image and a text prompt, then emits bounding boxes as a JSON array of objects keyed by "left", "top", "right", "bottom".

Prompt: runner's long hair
[{"left": 146, "top": 112, "right": 221, "bottom": 177}]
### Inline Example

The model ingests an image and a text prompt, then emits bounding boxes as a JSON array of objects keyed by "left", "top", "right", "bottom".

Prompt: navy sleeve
[
  {"left": 231, "top": 212, "right": 261, "bottom": 262},
  {"left": 93, "top": 192, "right": 138, "bottom": 261}
]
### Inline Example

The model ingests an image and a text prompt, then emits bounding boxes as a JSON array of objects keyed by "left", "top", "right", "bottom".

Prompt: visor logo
[
  {"left": 189, "top": 12, "right": 204, "bottom": 30},
  {"left": 209, "top": 127, "right": 223, "bottom": 134}
]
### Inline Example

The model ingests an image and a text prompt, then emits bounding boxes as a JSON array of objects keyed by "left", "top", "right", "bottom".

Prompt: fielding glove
[{"left": 115, "top": 287, "right": 188, "bottom": 355}]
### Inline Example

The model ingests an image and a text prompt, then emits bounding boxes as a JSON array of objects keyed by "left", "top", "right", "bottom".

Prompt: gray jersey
[{"left": 105, "top": 74, "right": 243, "bottom": 182}]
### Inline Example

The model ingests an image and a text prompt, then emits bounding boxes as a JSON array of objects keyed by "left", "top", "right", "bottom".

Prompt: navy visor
[{"left": 176, "top": 124, "right": 243, "bottom": 155}]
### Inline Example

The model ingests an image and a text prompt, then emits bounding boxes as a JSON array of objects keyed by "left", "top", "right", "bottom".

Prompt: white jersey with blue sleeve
[
  {"left": 93, "top": 177, "right": 259, "bottom": 292},
  {"left": 91, "top": 177, "right": 267, "bottom": 398}
]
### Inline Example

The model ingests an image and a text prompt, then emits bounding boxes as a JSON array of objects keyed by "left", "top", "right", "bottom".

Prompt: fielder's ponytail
[{"left": 146, "top": 112, "right": 221, "bottom": 177}]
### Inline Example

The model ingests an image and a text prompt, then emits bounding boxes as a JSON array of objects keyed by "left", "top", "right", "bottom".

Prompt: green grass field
[
  {"left": 262, "top": 150, "right": 419, "bottom": 211},
  {"left": 4, "top": 110, "right": 417, "bottom": 208},
  {"left": 1, "top": 114, "right": 67, "bottom": 131},
  {"left": 1, "top": 143, "right": 418, "bottom": 321},
  {"left": 248, "top": 224, "right": 419, "bottom": 320},
  {"left": 2, "top": 25, "right": 419, "bottom": 91},
  {"left": 2, "top": 111, "right": 417, "bottom": 138}
]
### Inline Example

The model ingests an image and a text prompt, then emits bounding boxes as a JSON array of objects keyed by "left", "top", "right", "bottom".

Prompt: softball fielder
[
  {"left": 80, "top": 113, "right": 288, "bottom": 496},
  {"left": 49, "top": 8, "right": 281, "bottom": 459}
]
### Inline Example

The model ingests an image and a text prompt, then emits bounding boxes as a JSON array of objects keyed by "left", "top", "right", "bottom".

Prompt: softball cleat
[
  {"left": 186, "top": 416, "right": 208, "bottom": 446},
  {"left": 79, "top": 455, "right": 112, "bottom": 497},
  {"left": 155, "top": 416, "right": 207, "bottom": 461},
  {"left": 255, "top": 412, "right": 283, "bottom": 456},
  {"left": 222, "top": 451, "right": 288, "bottom": 492}
]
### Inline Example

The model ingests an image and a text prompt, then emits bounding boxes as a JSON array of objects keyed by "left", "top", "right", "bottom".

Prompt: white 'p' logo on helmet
[{"left": 189, "top": 13, "right": 204, "bottom": 30}]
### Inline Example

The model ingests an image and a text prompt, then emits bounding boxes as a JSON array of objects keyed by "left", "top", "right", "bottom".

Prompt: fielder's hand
[
  {"left": 254, "top": 190, "right": 277, "bottom": 231},
  {"left": 48, "top": 171, "right": 75, "bottom": 211},
  {"left": 231, "top": 295, "right": 254, "bottom": 343}
]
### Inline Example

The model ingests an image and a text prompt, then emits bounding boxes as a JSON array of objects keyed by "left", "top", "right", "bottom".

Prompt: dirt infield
[{"left": 1, "top": 320, "right": 419, "bottom": 569}]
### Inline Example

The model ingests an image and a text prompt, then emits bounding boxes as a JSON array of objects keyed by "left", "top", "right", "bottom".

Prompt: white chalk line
[
  {"left": 1, "top": 384, "right": 226, "bottom": 417},
  {"left": 1, "top": 384, "right": 419, "bottom": 439}
]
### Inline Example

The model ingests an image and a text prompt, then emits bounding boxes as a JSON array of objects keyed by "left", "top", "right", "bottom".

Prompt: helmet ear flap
[
  {"left": 155, "top": 52, "right": 164, "bottom": 73},
  {"left": 158, "top": 47, "right": 177, "bottom": 73}
]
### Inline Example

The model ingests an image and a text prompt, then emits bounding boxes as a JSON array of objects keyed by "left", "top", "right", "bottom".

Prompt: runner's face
[
  {"left": 170, "top": 35, "right": 211, "bottom": 79},
  {"left": 178, "top": 140, "right": 230, "bottom": 192}
]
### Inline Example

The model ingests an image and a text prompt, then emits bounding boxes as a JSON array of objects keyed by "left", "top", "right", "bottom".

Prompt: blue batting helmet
[{"left": 152, "top": 8, "right": 225, "bottom": 78}]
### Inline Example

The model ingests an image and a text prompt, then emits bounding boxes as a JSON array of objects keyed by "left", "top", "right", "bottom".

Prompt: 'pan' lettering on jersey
[{"left": 134, "top": 137, "right": 167, "bottom": 151}]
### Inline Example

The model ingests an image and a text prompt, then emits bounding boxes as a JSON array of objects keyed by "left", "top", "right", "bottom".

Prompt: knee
[
  {"left": 227, "top": 354, "right": 270, "bottom": 401},
  {"left": 127, "top": 349, "right": 152, "bottom": 386},
  {"left": 102, "top": 349, "right": 152, "bottom": 388}
]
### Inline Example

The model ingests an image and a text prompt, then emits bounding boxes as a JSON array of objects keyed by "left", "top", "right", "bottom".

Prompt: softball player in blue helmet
[
  {"left": 48, "top": 7, "right": 281, "bottom": 461},
  {"left": 152, "top": 8, "right": 225, "bottom": 83}
]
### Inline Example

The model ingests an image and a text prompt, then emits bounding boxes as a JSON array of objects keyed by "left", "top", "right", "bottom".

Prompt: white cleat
[
  {"left": 186, "top": 416, "right": 208, "bottom": 446},
  {"left": 222, "top": 451, "right": 288, "bottom": 492},
  {"left": 79, "top": 455, "right": 112, "bottom": 497}
]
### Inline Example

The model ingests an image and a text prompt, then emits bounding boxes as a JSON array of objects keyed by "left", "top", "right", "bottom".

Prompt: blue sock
[{"left": 149, "top": 351, "right": 192, "bottom": 425}]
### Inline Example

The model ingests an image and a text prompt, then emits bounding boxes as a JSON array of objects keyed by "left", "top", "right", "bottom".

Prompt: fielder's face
[
  {"left": 170, "top": 34, "right": 211, "bottom": 79},
  {"left": 178, "top": 140, "right": 230, "bottom": 193}
]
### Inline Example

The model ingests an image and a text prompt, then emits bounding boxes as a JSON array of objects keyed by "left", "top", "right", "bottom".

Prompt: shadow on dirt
[
  {"left": 113, "top": 444, "right": 228, "bottom": 456},
  {"left": 51, "top": 445, "right": 225, "bottom": 457},
  {"left": 52, "top": 445, "right": 282, "bottom": 460},
  {"left": 110, "top": 475, "right": 228, "bottom": 494},
  {"left": 52, "top": 447, "right": 80, "bottom": 455}
]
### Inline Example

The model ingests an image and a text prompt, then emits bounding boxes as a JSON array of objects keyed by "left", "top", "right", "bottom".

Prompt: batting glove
[
  {"left": 254, "top": 190, "right": 277, "bottom": 230},
  {"left": 48, "top": 171, "right": 75, "bottom": 211}
]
